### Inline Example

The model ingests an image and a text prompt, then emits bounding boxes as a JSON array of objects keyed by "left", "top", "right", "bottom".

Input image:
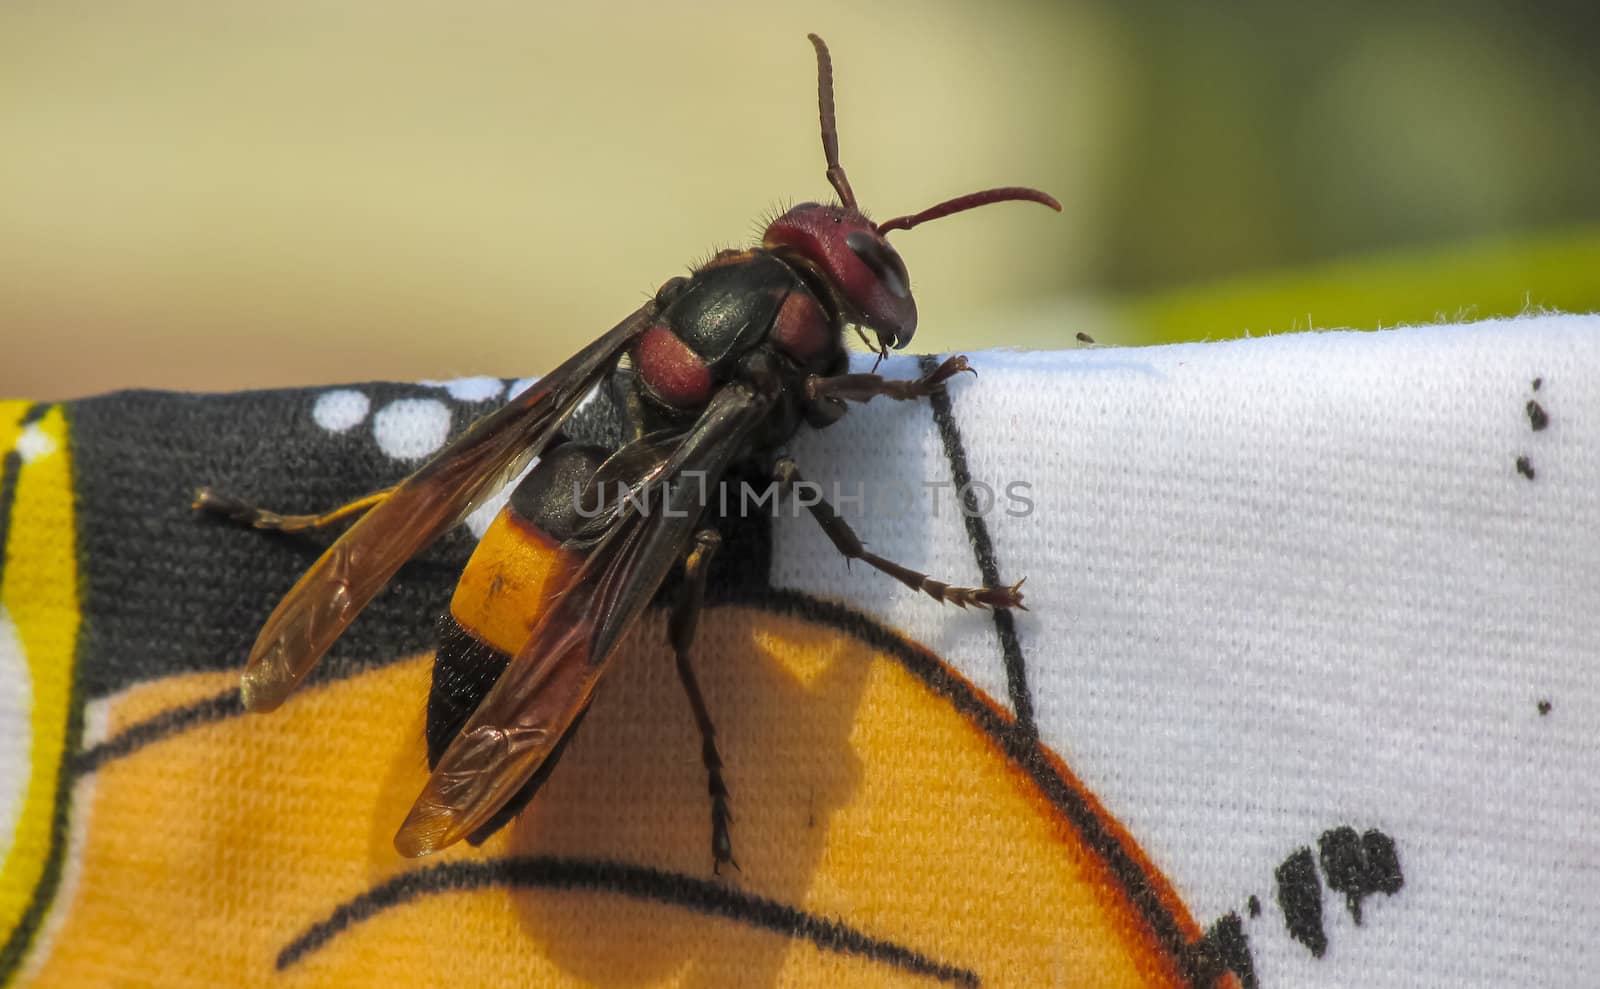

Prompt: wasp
[{"left": 196, "top": 34, "right": 1058, "bottom": 873}]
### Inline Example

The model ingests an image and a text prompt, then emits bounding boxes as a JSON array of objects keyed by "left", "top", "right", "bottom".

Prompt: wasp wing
[
  {"left": 240, "top": 304, "right": 658, "bottom": 713},
  {"left": 393, "top": 382, "right": 771, "bottom": 856}
]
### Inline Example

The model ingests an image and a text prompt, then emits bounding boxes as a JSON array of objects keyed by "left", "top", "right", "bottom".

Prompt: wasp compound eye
[
  {"left": 845, "top": 231, "right": 910, "bottom": 301},
  {"left": 845, "top": 230, "right": 915, "bottom": 349}
]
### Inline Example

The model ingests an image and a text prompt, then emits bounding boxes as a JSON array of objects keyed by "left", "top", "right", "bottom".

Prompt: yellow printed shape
[{"left": 0, "top": 404, "right": 80, "bottom": 945}]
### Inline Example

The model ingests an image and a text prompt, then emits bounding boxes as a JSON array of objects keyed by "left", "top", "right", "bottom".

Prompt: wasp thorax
[{"left": 763, "top": 203, "right": 917, "bottom": 350}]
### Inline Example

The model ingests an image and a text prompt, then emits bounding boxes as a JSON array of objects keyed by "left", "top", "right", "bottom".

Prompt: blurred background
[{"left": 4, "top": 1, "right": 1598, "bottom": 400}]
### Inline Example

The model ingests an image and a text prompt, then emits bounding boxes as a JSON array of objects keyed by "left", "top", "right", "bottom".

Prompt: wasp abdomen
[
  {"left": 425, "top": 443, "right": 605, "bottom": 834},
  {"left": 506, "top": 443, "right": 613, "bottom": 542}
]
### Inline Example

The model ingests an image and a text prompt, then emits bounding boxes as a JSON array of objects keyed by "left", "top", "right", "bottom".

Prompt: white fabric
[
  {"left": 773, "top": 314, "right": 1600, "bottom": 986},
  {"left": 0, "top": 607, "right": 31, "bottom": 871}
]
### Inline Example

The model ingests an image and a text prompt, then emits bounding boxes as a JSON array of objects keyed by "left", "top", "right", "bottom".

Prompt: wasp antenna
[
  {"left": 875, "top": 187, "right": 1061, "bottom": 235},
  {"left": 807, "top": 34, "right": 857, "bottom": 209}
]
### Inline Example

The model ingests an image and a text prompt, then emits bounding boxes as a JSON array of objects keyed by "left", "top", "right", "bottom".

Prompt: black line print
[
  {"left": 918, "top": 354, "right": 1037, "bottom": 745},
  {"left": 0, "top": 698, "right": 83, "bottom": 982},
  {"left": 1196, "top": 912, "right": 1256, "bottom": 989},
  {"left": 276, "top": 856, "right": 980, "bottom": 986},
  {"left": 0, "top": 453, "right": 21, "bottom": 591},
  {"left": 73, "top": 687, "right": 242, "bottom": 777}
]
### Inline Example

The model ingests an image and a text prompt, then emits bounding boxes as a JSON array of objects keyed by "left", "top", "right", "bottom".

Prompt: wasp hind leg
[
  {"left": 669, "top": 529, "right": 738, "bottom": 875},
  {"left": 192, "top": 485, "right": 394, "bottom": 533},
  {"left": 774, "top": 457, "right": 1025, "bottom": 610}
]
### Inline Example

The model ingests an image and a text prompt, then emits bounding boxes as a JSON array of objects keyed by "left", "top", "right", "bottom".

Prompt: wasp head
[{"left": 764, "top": 203, "right": 916, "bottom": 351}]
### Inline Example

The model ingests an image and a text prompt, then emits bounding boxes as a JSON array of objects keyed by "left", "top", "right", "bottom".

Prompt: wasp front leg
[
  {"left": 772, "top": 457, "right": 1025, "bottom": 610},
  {"left": 803, "top": 353, "right": 974, "bottom": 407},
  {"left": 669, "top": 529, "right": 739, "bottom": 875},
  {"left": 192, "top": 485, "right": 395, "bottom": 533}
]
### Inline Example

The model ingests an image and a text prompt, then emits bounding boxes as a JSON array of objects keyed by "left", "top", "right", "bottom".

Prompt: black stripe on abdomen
[{"left": 426, "top": 614, "right": 590, "bottom": 847}]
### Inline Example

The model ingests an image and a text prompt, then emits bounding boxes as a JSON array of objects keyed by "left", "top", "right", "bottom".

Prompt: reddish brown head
[{"left": 763, "top": 34, "right": 1061, "bottom": 353}]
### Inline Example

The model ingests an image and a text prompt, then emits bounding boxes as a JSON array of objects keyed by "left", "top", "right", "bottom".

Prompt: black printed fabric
[{"left": 67, "top": 379, "right": 624, "bottom": 699}]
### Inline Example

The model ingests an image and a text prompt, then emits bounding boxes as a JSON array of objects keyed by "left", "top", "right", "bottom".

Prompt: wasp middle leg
[
  {"left": 773, "top": 457, "right": 1025, "bottom": 610},
  {"left": 669, "top": 528, "right": 738, "bottom": 874},
  {"left": 192, "top": 485, "right": 395, "bottom": 533}
]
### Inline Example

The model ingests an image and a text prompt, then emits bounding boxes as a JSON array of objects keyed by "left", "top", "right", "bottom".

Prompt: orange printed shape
[{"left": 29, "top": 601, "right": 1214, "bottom": 987}]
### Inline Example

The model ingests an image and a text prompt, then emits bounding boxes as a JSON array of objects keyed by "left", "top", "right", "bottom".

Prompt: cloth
[{"left": 0, "top": 314, "right": 1595, "bottom": 987}]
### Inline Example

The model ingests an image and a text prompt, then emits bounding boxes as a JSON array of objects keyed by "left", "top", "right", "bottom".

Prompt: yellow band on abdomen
[{"left": 449, "top": 509, "right": 583, "bottom": 657}]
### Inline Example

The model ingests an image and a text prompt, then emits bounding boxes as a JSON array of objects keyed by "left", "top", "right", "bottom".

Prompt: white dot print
[
  {"left": 372, "top": 398, "right": 452, "bottom": 461},
  {"left": 312, "top": 390, "right": 371, "bottom": 434},
  {"left": 14, "top": 424, "right": 56, "bottom": 464},
  {"left": 423, "top": 376, "right": 505, "bottom": 403}
]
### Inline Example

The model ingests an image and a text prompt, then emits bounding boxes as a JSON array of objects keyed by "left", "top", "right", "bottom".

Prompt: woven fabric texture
[{"left": 0, "top": 315, "right": 1595, "bottom": 987}]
